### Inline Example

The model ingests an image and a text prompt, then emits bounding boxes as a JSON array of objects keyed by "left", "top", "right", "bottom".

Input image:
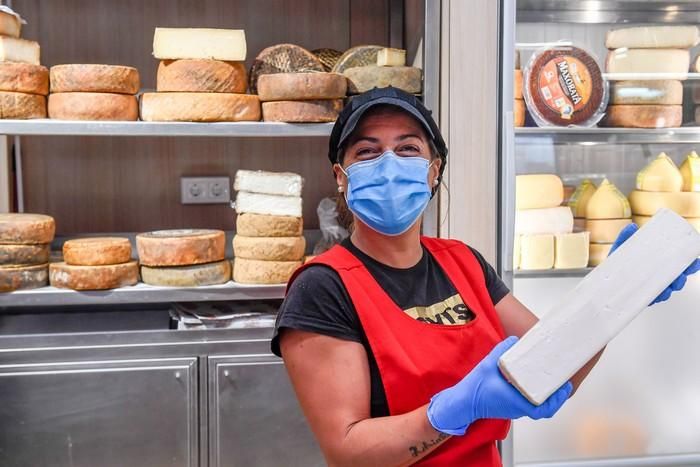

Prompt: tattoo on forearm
[{"left": 408, "top": 432, "right": 449, "bottom": 457}]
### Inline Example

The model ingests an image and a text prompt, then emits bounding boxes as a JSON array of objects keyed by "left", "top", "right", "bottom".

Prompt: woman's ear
[
  {"left": 429, "top": 158, "right": 442, "bottom": 186},
  {"left": 333, "top": 163, "right": 347, "bottom": 192}
]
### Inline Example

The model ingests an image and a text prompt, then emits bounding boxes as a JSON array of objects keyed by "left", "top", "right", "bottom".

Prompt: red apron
[{"left": 289, "top": 236, "right": 510, "bottom": 466}]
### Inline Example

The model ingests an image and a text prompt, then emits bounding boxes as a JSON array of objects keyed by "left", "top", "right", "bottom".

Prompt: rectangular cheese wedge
[
  {"left": 514, "top": 206, "right": 574, "bottom": 235},
  {"left": 377, "top": 48, "right": 406, "bottom": 67},
  {"left": 554, "top": 232, "right": 589, "bottom": 269},
  {"left": 499, "top": 209, "right": 700, "bottom": 405},
  {"left": 606, "top": 49, "right": 689, "bottom": 80},
  {"left": 0, "top": 7, "right": 22, "bottom": 38},
  {"left": 605, "top": 26, "right": 700, "bottom": 49},
  {"left": 153, "top": 28, "right": 246, "bottom": 61},
  {"left": 233, "top": 170, "right": 303, "bottom": 197},
  {"left": 235, "top": 191, "right": 302, "bottom": 217},
  {"left": 519, "top": 234, "right": 554, "bottom": 270},
  {"left": 0, "top": 37, "right": 40, "bottom": 65}
]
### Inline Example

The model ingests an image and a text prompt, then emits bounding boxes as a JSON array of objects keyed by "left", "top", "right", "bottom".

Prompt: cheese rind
[
  {"left": 0, "top": 63, "right": 48, "bottom": 95},
  {"left": 0, "top": 9, "right": 21, "bottom": 38},
  {"left": 233, "top": 235, "right": 305, "bottom": 261},
  {"left": 50, "top": 65, "right": 140, "bottom": 94},
  {"left": 377, "top": 48, "right": 406, "bottom": 67},
  {"left": 586, "top": 179, "right": 631, "bottom": 219},
  {"left": 157, "top": 59, "right": 247, "bottom": 93},
  {"left": 0, "top": 37, "right": 40, "bottom": 65},
  {"left": 636, "top": 152, "right": 683, "bottom": 192},
  {"left": 0, "top": 214, "right": 55, "bottom": 244},
  {"left": 514, "top": 206, "right": 574, "bottom": 235},
  {"left": 236, "top": 213, "right": 303, "bottom": 237},
  {"left": 140, "top": 92, "right": 261, "bottom": 122},
  {"left": 332, "top": 45, "right": 384, "bottom": 74},
  {"left": 606, "top": 49, "right": 690, "bottom": 80},
  {"left": 554, "top": 232, "right": 590, "bottom": 269},
  {"left": 262, "top": 99, "right": 342, "bottom": 123},
  {"left": 609, "top": 80, "right": 683, "bottom": 105},
  {"left": 0, "top": 244, "right": 50, "bottom": 266},
  {"left": 63, "top": 237, "right": 132, "bottom": 266},
  {"left": 606, "top": 26, "right": 700, "bottom": 49},
  {"left": 514, "top": 99, "right": 525, "bottom": 127},
  {"left": 257, "top": 72, "right": 347, "bottom": 101},
  {"left": 680, "top": 151, "right": 700, "bottom": 192},
  {"left": 48, "top": 93, "right": 138, "bottom": 121},
  {"left": 233, "top": 170, "right": 303, "bottom": 197},
  {"left": 569, "top": 179, "right": 597, "bottom": 218},
  {"left": 344, "top": 66, "right": 422, "bottom": 94},
  {"left": 234, "top": 191, "right": 303, "bottom": 217},
  {"left": 629, "top": 190, "right": 700, "bottom": 217},
  {"left": 49, "top": 261, "right": 138, "bottom": 290},
  {"left": 514, "top": 69, "right": 523, "bottom": 100},
  {"left": 141, "top": 260, "right": 231, "bottom": 287},
  {"left": 136, "top": 229, "right": 225, "bottom": 267},
  {"left": 0, "top": 92, "right": 46, "bottom": 119},
  {"left": 0, "top": 264, "right": 48, "bottom": 292},
  {"left": 519, "top": 234, "right": 554, "bottom": 270},
  {"left": 585, "top": 219, "right": 632, "bottom": 244},
  {"left": 249, "top": 44, "right": 324, "bottom": 94},
  {"left": 233, "top": 257, "right": 301, "bottom": 284},
  {"left": 153, "top": 28, "right": 246, "bottom": 61},
  {"left": 516, "top": 174, "right": 564, "bottom": 210},
  {"left": 602, "top": 105, "right": 682, "bottom": 129}
]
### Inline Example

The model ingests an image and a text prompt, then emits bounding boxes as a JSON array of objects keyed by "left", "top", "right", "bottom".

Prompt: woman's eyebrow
[
  {"left": 396, "top": 134, "right": 424, "bottom": 141},
  {"left": 350, "top": 136, "right": 380, "bottom": 145}
]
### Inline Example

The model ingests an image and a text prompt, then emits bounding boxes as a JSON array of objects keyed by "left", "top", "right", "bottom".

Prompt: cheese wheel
[
  {"left": 0, "top": 243, "right": 50, "bottom": 266},
  {"left": 262, "top": 99, "right": 342, "bottom": 122},
  {"left": 602, "top": 105, "right": 681, "bottom": 129},
  {"left": 569, "top": 179, "right": 597, "bottom": 218},
  {"left": 606, "top": 26, "right": 700, "bottom": 49},
  {"left": 50, "top": 64, "right": 140, "bottom": 94},
  {"left": 636, "top": 153, "right": 683, "bottom": 192},
  {"left": 519, "top": 234, "right": 554, "bottom": 270},
  {"left": 48, "top": 93, "right": 138, "bottom": 121},
  {"left": 136, "top": 229, "right": 225, "bottom": 266},
  {"left": 586, "top": 179, "right": 631, "bottom": 220},
  {"left": 0, "top": 264, "right": 48, "bottom": 292},
  {"left": 680, "top": 151, "right": 700, "bottom": 192},
  {"left": 343, "top": 66, "right": 421, "bottom": 94},
  {"left": 515, "top": 206, "right": 574, "bottom": 235},
  {"left": 585, "top": 219, "right": 632, "bottom": 244},
  {"left": 49, "top": 261, "right": 138, "bottom": 290},
  {"left": 0, "top": 92, "right": 46, "bottom": 119},
  {"left": 633, "top": 214, "right": 700, "bottom": 232},
  {"left": 140, "top": 92, "right": 261, "bottom": 122},
  {"left": 609, "top": 80, "right": 683, "bottom": 106},
  {"left": 0, "top": 63, "right": 48, "bottom": 95},
  {"left": 514, "top": 69, "right": 523, "bottom": 100},
  {"left": 63, "top": 237, "right": 132, "bottom": 266},
  {"left": 332, "top": 45, "right": 384, "bottom": 74},
  {"left": 157, "top": 59, "right": 247, "bottom": 93},
  {"left": 0, "top": 8, "right": 21, "bottom": 38},
  {"left": 141, "top": 260, "right": 231, "bottom": 287},
  {"left": 249, "top": 44, "right": 324, "bottom": 94},
  {"left": 514, "top": 99, "right": 525, "bottom": 127},
  {"left": 312, "top": 48, "right": 343, "bottom": 72},
  {"left": 516, "top": 174, "right": 564, "bottom": 210},
  {"left": 0, "top": 37, "right": 39, "bottom": 65},
  {"left": 588, "top": 243, "right": 612, "bottom": 267},
  {"left": 236, "top": 213, "right": 303, "bottom": 237},
  {"left": 629, "top": 190, "right": 700, "bottom": 217},
  {"left": 0, "top": 214, "right": 55, "bottom": 244},
  {"left": 257, "top": 72, "right": 347, "bottom": 101},
  {"left": 233, "top": 235, "right": 305, "bottom": 261},
  {"left": 234, "top": 169, "right": 303, "bottom": 197},
  {"left": 606, "top": 49, "right": 690, "bottom": 80},
  {"left": 232, "top": 257, "right": 301, "bottom": 284}
]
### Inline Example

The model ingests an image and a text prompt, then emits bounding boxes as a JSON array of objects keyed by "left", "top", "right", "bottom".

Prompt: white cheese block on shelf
[
  {"left": 0, "top": 37, "right": 40, "bottom": 65},
  {"left": 606, "top": 49, "right": 690, "bottom": 80},
  {"left": 515, "top": 206, "right": 574, "bottom": 235},
  {"left": 153, "top": 28, "right": 246, "bottom": 61},
  {"left": 377, "top": 48, "right": 406, "bottom": 67},
  {"left": 234, "top": 191, "right": 303, "bottom": 217},
  {"left": 233, "top": 170, "right": 303, "bottom": 197},
  {"left": 554, "top": 232, "right": 589, "bottom": 269},
  {"left": 516, "top": 174, "right": 564, "bottom": 210},
  {"left": 519, "top": 234, "right": 554, "bottom": 270},
  {"left": 605, "top": 25, "right": 700, "bottom": 49}
]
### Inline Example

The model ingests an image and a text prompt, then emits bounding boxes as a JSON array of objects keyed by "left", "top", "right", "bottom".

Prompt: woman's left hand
[{"left": 610, "top": 223, "right": 700, "bottom": 305}]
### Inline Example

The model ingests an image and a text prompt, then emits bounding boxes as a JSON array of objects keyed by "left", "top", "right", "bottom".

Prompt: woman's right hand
[{"left": 427, "top": 336, "right": 572, "bottom": 435}]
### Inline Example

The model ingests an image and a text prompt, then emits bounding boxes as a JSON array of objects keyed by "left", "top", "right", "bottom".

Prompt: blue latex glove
[
  {"left": 427, "top": 336, "right": 573, "bottom": 436},
  {"left": 610, "top": 223, "right": 700, "bottom": 305}
]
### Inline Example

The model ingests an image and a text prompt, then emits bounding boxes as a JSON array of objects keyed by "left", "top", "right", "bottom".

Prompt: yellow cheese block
[
  {"left": 519, "top": 234, "right": 554, "bottom": 270},
  {"left": 589, "top": 243, "right": 612, "bottom": 267},
  {"left": 633, "top": 214, "right": 700, "bottom": 232},
  {"left": 569, "top": 179, "right": 597, "bottom": 218},
  {"left": 585, "top": 218, "right": 632, "bottom": 244},
  {"left": 554, "top": 232, "right": 590, "bottom": 269},
  {"left": 636, "top": 152, "right": 682, "bottom": 192},
  {"left": 516, "top": 174, "right": 564, "bottom": 210},
  {"left": 680, "top": 151, "right": 700, "bottom": 192},
  {"left": 586, "top": 179, "right": 631, "bottom": 220},
  {"left": 629, "top": 190, "right": 700, "bottom": 217}
]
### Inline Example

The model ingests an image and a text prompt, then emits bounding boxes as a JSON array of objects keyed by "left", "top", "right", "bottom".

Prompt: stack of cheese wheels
[
  {"left": 585, "top": 179, "right": 632, "bottom": 266},
  {"left": 258, "top": 72, "right": 346, "bottom": 122},
  {"left": 514, "top": 50, "right": 525, "bottom": 127},
  {"left": 0, "top": 6, "right": 47, "bottom": 119},
  {"left": 49, "top": 237, "right": 138, "bottom": 290},
  {"left": 513, "top": 174, "right": 588, "bottom": 270},
  {"left": 339, "top": 46, "right": 422, "bottom": 96},
  {"left": 630, "top": 151, "right": 700, "bottom": 232},
  {"left": 569, "top": 179, "right": 597, "bottom": 232},
  {"left": 603, "top": 25, "right": 699, "bottom": 128},
  {"left": 48, "top": 64, "right": 140, "bottom": 120},
  {"left": 136, "top": 229, "right": 229, "bottom": 287},
  {"left": 233, "top": 170, "right": 304, "bottom": 284},
  {"left": 141, "top": 28, "right": 260, "bottom": 122},
  {"left": 0, "top": 213, "right": 54, "bottom": 292}
]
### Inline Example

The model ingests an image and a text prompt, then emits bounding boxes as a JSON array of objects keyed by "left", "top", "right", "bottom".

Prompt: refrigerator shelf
[
  {"left": 515, "top": 127, "right": 700, "bottom": 145},
  {"left": 513, "top": 267, "right": 592, "bottom": 278},
  {"left": 517, "top": 0, "right": 700, "bottom": 24}
]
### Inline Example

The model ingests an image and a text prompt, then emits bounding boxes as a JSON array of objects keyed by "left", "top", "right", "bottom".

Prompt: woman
[{"left": 271, "top": 87, "right": 697, "bottom": 466}]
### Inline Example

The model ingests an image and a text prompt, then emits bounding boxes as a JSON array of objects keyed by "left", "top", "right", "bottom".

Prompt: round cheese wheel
[
  {"left": 141, "top": 260, "right": 231, "bottom": 287},
  {"left": 343, "top": 66, "right": 421, "bottom": 94},
  {"left": 629, "top": 190, "right": 700, "bottom": 217},
  {"left": 332, "top": 45, "right": 384, "bottom": 74},
  {"left": 48, "top": 92, "right": 138, "bottom": 121},
  {"left": 514, "top": 69, "right": 523, "bottom": 100},
  {"left": 609, "top": 80, "right": 682, "bottom": 106},
  {"left": 233, "top": 235, "right": 305, "bottom": 261},
  {"left": 589, "top": 243, "right": 612, "bottom": 267},
  {"left": 0, "top": 91, "right": 46, "bottom": 119},
  {"left": 63, "top": 237, "right": 132, "bottom": 266},
  {"left": 633, "top": 214, "right": 700, "bottom": 232},
  {"left": 262, "top": 99, "right": 342, "bottom": 122},
  {"left": 0, "top": 213, "right": 55, "bottom": 244},
  {"left": 0, "top": 264, "right": 48, "bottom": 292},
  {"left": 515, "top": 174, "right": 564, "bottom": 209},
  {"left": 136, "top": 229, "right": 225, "bottom": 266},
  {"left": 514, "top": 99, "right": 525, "bottom": 127},
  {"left": 50, "top": 64, "right": 140, "bottom": 94},
  {"left": 232, "top": 257, "right": 301, "bottom": 284},
  {"left": 236, "top": 213, "right": 303, "bottom": 237},
  {"left": 140, "top": 92, "right": 261, "bottom": 122},
  {"left": 0, "top": 62, "right": 48, "bottom": 95},
  {"left": 49, "top": 261, "right": 138, "bottom": 290},
  {"left": 257, "top": 72, "right": 347, "bottom": 101},
  {"left": 312, "top": 48, "right": 343, "bottom": 72},
  {"left": 0, "top": 243, "right": 50, "bottom": 266},
  {"left": 157, "top": 60, "right": 247, "bottom": 93},
  {"left": 585, "top": 218, "right": 632, "bottom": 244},
  {"left": 249, "top": 44, "right": 324, "bottom": 94},
  {"left": 602, "top": 105, "right": 682, "bottom": 129}
]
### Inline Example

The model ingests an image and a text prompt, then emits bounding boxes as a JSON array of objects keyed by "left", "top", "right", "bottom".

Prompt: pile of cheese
[
  {"left": 0, "top": 6, "right": 47, "bottom": 119},
  {"left": 603, "top": 25, "right": 699, "bottom": 128},
  {"left": 514, "top": 50, "right": 524, "bottom": 127},
  {"left": 232, "top": 170, "right": 305, "bottom": 284},
  {"left": 341, "top": 46, "right": 421, "bottom": 96},
  {"left": 0, "top": 213, "right": 54, "bottom": 292}
]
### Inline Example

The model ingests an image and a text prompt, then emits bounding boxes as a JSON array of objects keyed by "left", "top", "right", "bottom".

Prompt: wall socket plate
[{"left": 181, "top": 176, "right": 231, "bottom": 204}]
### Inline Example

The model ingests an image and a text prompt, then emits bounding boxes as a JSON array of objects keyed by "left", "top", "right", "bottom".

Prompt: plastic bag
[{"left": 313, "top": 197, "right": 349, "bottom": 255}]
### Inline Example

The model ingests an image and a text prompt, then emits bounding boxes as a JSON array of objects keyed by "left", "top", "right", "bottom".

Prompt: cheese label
[{"left": 538, "top": 56, "right": 593, "bottom": 119}]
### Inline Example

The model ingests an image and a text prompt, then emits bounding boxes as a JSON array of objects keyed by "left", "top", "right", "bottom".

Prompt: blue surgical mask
[{"left": 341, "top": 151, "right": 432, "bottom": 236}]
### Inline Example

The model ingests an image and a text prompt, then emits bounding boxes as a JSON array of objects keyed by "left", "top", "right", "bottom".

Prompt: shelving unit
[
  {"left": 513, "top": 267, "right": 592, "bottom": 278},
  {"left": 517, "top": 0, "right": 700, "bottom": 24},
  {"left": 515, "top": 127, "right": 700, "bottom": 145}
]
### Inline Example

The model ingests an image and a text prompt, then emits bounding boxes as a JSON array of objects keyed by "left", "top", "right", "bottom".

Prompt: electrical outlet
[{"left": 181, "top": 176, "right": 231, "bottom": 204}]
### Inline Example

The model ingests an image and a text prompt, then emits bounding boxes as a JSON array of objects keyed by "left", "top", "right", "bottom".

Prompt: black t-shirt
[{"left": 271, "top": 238, "right": 509, "bottom": 417}]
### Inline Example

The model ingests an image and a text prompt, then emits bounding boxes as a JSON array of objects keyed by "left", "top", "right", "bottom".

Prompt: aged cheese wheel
[
  {"left": 236, "top": 213, "right": 303, "bottom": 237},
  {"left": 232, "top": 257, "right": 301, "bottom": 284},
  {"left": 585, "top": 219, "right": 632, "bottom": 244},
  {"left": 248, "top": 44, "right": 324, "bottom": 94},
  {"left": 332, "top": 45, "right": 384, "bottom": 74},
  {"left": 257, "top": 72, "right": 347, "bottom": 101},
  {"left": 50, "top": 64, "right": 140, "bottom": 94},
  {"left": 0, "top": 243, "right": 50, "bottom": 266},
  {"left": 602, "top": 105, "right": 681, "bottom": 129},
  {"left": 0, "top": 8, "right": 21, "bottom": 38},
  {"left": 344, "top": 66, "right": 422, "bottom": 94},
  {"left": 140, "top": 92, "right": 261, "bottom": 122},
  {"left": 0, "top": 213, "right": 55, "bottom": 244},
  {"left": 312, "top": 48, "right": 343, "bottom": 72},
  {"left": 141, "top": 260, "right": 231, "bottom": 287},
  {"left": 136, "top": 229, "right": 225, "bottom": 266},
  {"left": 157, "top": 59, "right": 247, "bottom": 93},
  {"left": 514, "top": 69, "right": 523, "bottom": 100},
  {"left": 63, "top": 237, "right": 132, "bottom": 266},
  {"left": 0, "top": 264, "right": 48, "bottom": 292},
  {"left": 0, "top": 91, "right": 46, "bottom": 119},
  {"left": 0, "top": 63, "right": 48, "bottom": 95},
  {"left": 49, "top": 261, "right": 138, "bottom": 290},
  {"left": 609, "top": 80, "right": 682, "bottom": 106},
  {"left": 233, "top": 235, "right": 305, "bottom": 261},
  {"left": 48, "top": 92, "right": 138, "bottom": 121},
  {"left": 262, "top": 99, "right": 342, "bottom": 122},
  {"left": 514, "top": 99, "right": 525, "bottom": 127}
]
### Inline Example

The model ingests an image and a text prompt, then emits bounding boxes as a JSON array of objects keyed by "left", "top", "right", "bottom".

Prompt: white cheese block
[
  {"left": 141, "top": 260, "right": 231, "bottom": 287},
  {"left": 377, "top": 48, "right": 406, "bottom": 67},
  {"left": 585, "top": 218, "right": 632, "bottom": 244},
  {"left": 554, "top": 232, "right": 590, "bottom": 269},
  {"left": 500, "top": 209, "right": 700, "bottom": 405},
  {"left": 629, "top": 190, "right": 700, "bottom": 217},
  {"left": 636, "top": 152, "right": 683, "bottom": 192},
  {"left": 605, "top": 26, "right": 700, "bottom": 49},
  {"left": 0, "top": 37, "right": 40, "bottom": 65},
  {"left": 519, "top": 234, "right": 554, "bottom": 270},
  {"left": 516, "top": 174, "right": 564, "bottom": 210},
  {"left": 235, "top": 191, "right": 303, "bottom": 217},
  {"left": 153, "top": 28, "right": 246, "bottom": 61},
  {"left": 588, "top": 243, "right": 612, "bottom": 267},
  {"left": 568, "top": 179, "right": 597, "bottom": 218},
  {"left": 606, "top": 49, "right": 689, "bottom": 80},
  {"left": 233, "top": 170, "right": 303, "bottom": 197},
  {"left": 586, "top": 179, "right": 631, "bottom": 220},
  {"left": 680, "top": 151, "right": 700, "bottom": 192},
  {"left": 515, "top": 206, "right": 574, "bottom": 235}
]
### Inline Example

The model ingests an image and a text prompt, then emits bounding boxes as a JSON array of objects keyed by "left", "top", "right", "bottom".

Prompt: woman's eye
[
  {"left": 398, "top": 145, "right": 420, "bottom": 153},
  {"left": 357, "top": 148, "right": 378, "bottom": 156}
]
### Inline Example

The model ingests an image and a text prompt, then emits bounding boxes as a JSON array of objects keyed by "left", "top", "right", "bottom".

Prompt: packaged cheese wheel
[
  {"left": 515, "top": 206, "right": 574, "bottom": 235},
  {"left": 0, "top": 63, "right": 48, "bottom": 95},
  {"left": 232, "top": 257, "right": 301, "bottom": 284},
  {"left": 554, "top": 232, "right": 590, "bottom": 269},
  {"left": 519, "top": 234, "right": 554, "bottom": 270},
  {"left": 629, "top": 190, "right": 700, "bottom": 217},
  {"left": 636, "top": 153, "right": 683, "bottom": 192},
  {"left": 63, "top": 237, "right": 132, "bottom": 266},
  {"left": 343, "top": 66, "right": 421, "bottom": 94},
  {"left": 0, "top": 91, "right": 46, "bottom": 119},
  {"left": 257, "top": 72, "right": 347, "bottom": 101},
  {"left": 233, "top": 235, "right": 305, "bottom": 261},
  {"left": 249, "top": 44, "right": 324, "bottom": 94},
  {"left": 514, "top": 99, "right": 525, "bottom": 127},
  {"left": 48, "top": 93, "right": 138, "bottom": 121},
  {"left": 236, "top": 213, "right": 303, "bottom": 237},
  {"left": 516, "top": 174, "right": 564, "bottom": 210},
  {"left": 0, "top": 37, "right": 40, "bottom": 65},
  {"left": 680, "top": 151, "right": 700, "bottom": 192},
  {"left": 586, "top": 179, "right": 631, "bottom": 220},
  {"left": 157, "top": 59, "right": 247, "bottom": 93},
  {"left": 0, "top": 7, "right": 21, "bottom": 38},
  {"left": 50, "top": 64, "right": 140, "bottom": 94},
  {"left": 0, "top": 243, "right": 50, "bottom": 266},
  {"left": 49, "top": 261, "right": 138, "bottom": 290},
  {"left": 141, "top": 260, "right": 231, "bottom": 287},
  {"left": 140, "top": 92, "right": 261, "bottom": 122},
  {"left": 262, "top": 99, "right": 342, "bottom": 123},
  {"left": 602, "top": 105, "right": 681, "bottom": 129},
  {"left": 0, "top": 213, "right": 55, "bottom": 244},
  {"left": 569, "top": 179, "right": 597, "bottom": 218},
  {"left": 588, "top": 243, "right": 612, "bottom": 267},
  {"left": 605, "top": 26, "right": 700, "bottom": 49},
  {"left": 0, "top": 264, "right": 48, "bottom": 292},
  {"left": 609, "top": 80, "right": 683, "bottom": 106},
  {"left": 332, "top": 45, "right": 384, "bottom": 74},
  {"left": 524, "top": 46, "right": 607, "bottom": 127},
  {"left": 312, "top": 48, "right": 343, "bottom": 72},
  {"left": 136, "top": 229, "right": 225, "bottom": 266},
  {"left": 585, "top": 219, "right": 632, "bottom": 244},
  {"left": 514, "top": 69, "right": 523, "bottom": 100},
  {"left": 633, "top": 214, "right": 700, "bottom": 232},
  {"left": 605, "top": 49, "right": 689, "bottom": 80}
]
